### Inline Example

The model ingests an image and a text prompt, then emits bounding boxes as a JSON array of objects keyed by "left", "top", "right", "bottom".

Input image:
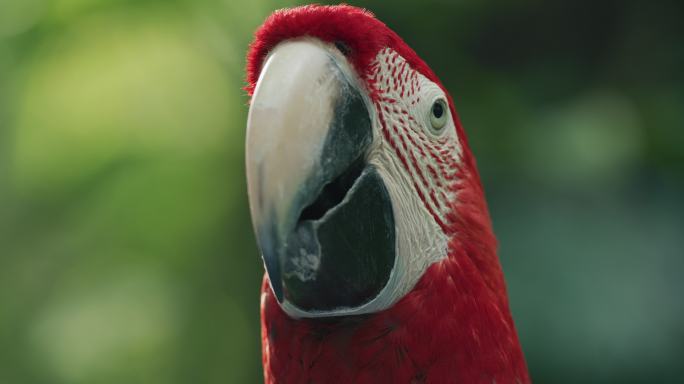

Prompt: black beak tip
[
  {"left": 258, "top": 226, "right": 284, "bottom": 302},
  {"left": 266, "top": 261, "right": 284, "bottom": 303}
]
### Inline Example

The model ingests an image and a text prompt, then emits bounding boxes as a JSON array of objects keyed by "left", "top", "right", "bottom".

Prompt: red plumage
[{"left": 247, "top": 5, "right": 530, "bottom": 383}]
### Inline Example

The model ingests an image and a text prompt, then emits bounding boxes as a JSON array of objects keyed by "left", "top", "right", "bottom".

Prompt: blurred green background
[{"left": 0, "top": 0, "right": 682, "bottom": 383}]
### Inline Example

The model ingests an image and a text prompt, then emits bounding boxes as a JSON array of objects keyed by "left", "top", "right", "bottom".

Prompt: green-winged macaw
[{"left": 244, "top": 5, "right": 530, "bottom": 384}]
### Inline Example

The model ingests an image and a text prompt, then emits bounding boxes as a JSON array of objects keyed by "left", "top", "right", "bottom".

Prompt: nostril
[{"left": 333, "top": 41, "right": 351, "bottom": 56}]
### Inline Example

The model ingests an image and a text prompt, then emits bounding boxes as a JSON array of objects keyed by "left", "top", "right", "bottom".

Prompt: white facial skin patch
[{"left": 356, "top": 48, "right": 463, "bottom": 315}]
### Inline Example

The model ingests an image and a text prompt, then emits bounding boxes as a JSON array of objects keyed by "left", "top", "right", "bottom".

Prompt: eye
[{"left": 429, "top": 99, "right": 448, "bottom": 133}]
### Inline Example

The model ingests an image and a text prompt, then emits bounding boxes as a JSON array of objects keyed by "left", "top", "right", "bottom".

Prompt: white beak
[
  {"left": 246, "top": 40, "right": 344, "bottom": 240},
  {"left": 245, "top": 39, "right": 395, "bottom": 317}
]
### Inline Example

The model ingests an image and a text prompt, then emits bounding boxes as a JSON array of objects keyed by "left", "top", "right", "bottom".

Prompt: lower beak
[{"left": 245, "top": 40, "right": 395, "bottom": 317}]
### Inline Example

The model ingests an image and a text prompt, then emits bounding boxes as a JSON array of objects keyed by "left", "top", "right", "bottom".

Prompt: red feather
[{"left": 247, "top": 5, "right": 530, "bottom": 383}]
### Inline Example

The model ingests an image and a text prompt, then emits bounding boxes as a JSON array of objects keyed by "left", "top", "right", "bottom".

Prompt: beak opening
[{"left": 246, "top": 40, "right": 396, "bottom": 317}]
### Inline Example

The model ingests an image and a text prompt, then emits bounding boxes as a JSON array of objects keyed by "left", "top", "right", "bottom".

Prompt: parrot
[{"left": 244, "top": 5, "right": 530, "bottom": 384}]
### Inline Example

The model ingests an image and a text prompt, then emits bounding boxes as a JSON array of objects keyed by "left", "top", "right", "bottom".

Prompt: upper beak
[{"left": 246, "top": 40, "right": 395, "bottom": 317}]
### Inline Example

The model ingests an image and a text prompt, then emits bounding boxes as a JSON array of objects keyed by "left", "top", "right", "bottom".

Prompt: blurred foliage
[{"left": 0, "top": 0, "right": 682, "bottom": 383}]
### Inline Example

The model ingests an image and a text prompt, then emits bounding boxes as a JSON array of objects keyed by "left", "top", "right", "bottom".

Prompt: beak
[{"left": 246, "top": 40, "right": 396, "bottom": 317}]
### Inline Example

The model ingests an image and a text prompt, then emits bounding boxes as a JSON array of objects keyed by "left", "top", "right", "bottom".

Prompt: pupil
[{"left": 432, "top": 102, "right": 444, "bottom": 118}]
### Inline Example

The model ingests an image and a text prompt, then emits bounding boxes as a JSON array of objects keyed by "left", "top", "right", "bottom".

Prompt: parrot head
[
  {"left": 245, "top": 5, "right": 530, "bottom": 383},
  {"left": 246, "top": 5, "right": 505, "bottom": 320}
]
